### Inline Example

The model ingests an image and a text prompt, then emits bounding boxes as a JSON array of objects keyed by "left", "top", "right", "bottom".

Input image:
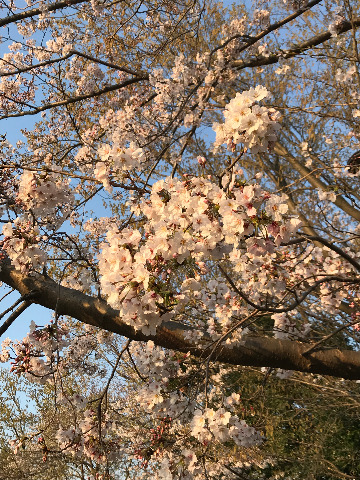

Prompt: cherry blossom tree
[{"left": 0, "top": 0, "right": 360, "bottom": 478}]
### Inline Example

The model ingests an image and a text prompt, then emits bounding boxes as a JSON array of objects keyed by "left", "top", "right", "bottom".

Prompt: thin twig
[
  {"left": 97, "top": 339, "right": 131, "bottom": 441},
  {"left": 204, "top": 311, "right": 260, "bottom": 407},
  {"left": 303, "top": 319, "right": 360, "bottom": 356}
]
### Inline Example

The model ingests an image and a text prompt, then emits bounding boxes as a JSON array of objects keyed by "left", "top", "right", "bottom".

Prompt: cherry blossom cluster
[
  {"left": 272, "top": 312, "right": 310, "bottom": 340},
  {"left": 213, "top": 86, "right": 281, "bottom": 153},
  {"left": 98, "top": 175, "right": 298, "bottom": 335},
  {"left": 61, "top": 267, "right": 94, "bottom": 292},
  {"left": 16, "top": 169, "right": 74, "bottom": 224},
  {"left": 55, "top": 408, "right": 118, "bottom": 464},
  {"left": 95, "top": 142, "right": 145, "bottom": 192},
  {"left": 328, "top": 7, "right": 346, "bottom": 36},
  {"left": 252, "top": 9, "right": 271, "bottom": 27},
  {"left": 0, "top": 337, "right": 11, "bottom": 363},
  {"left": 284, "top": 244, "right": 360, "bottom": 311},
  {"left": 4, "top": 320, "right": 69, "bottom": 381},
  {"left": 283, "top": 0, "right": 309, "bottom": 10},
  {"left": 1, "top": 217, "right": 47, "bottom": 272},
  {"left": 75, "top": 63, "right": 105, "bottom": 95},
  {"left": 150, "top": 53, "right": 211, "bottom": 114},
  {"left": 191, "top": 407, "right": 261, "bottom": 446},
  {"left": 216, "top": 18, "right": 248, "bottom": 66}
]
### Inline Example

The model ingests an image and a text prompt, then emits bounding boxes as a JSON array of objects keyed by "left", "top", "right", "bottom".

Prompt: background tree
[{"left": 0, "top": 0, "right": 360, "bottom": 478}]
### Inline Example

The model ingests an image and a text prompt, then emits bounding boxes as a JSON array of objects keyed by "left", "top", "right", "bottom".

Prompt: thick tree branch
[
  {"left": 1, "top": 258, "right": 360, "bottom": 380},
  {"left": 0, "top": 0, "right": 88, "bottom": 28},
  {"left": 232, "top": 18, "right": 360, "bottom": 71}
]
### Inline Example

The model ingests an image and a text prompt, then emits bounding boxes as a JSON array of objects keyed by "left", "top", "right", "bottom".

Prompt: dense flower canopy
[{"left": 0, "top": 0, "right": 360, "bottom": 478}]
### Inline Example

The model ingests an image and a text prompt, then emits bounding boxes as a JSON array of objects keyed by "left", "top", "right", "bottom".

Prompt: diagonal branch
[
  {"left": 1, "top": 258, "right": 360, "bottom": 379},
  {"left": 232, "top": 18, "right": 360, "bottom": 71},
  {"left": 0, "top": 294, "right": 36, "bottom": 337},
  {"left": 0, "top": 50, "right": 145, "bottom": 79},
  {"left": 213, "top": 0, "right": 323, "bottom": 59},
  {"left": 0, "top": 0, "right": 89, "bottom": 28},
  {"left": 273, "top": 141, "right": 360, "bottom": 221},
  {"left": 0, "top": 76, "right": 148, "bottom": 119}
]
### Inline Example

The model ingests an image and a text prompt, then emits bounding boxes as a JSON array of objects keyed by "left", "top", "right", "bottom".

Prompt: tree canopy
[{"left": 0, "top": 0, "right": 360, "bottom": 478}]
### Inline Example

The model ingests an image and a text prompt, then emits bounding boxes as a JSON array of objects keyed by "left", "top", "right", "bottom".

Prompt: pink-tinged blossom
[
  {"left": 245, "top": 237, "right": 267, "bottom": 257},
  {"left": 213, "top": 86, "right": 281, "bottom": 153},
  {"left": 265, "top": 195, "right": 289, "bottom": 221},
  {"left": 95, "top": 141, "right": 145, "bottom": 191},
  {"left": 17, "top": 169, "right": 73, "bottom": 224},
  {"left": 2, "top": 219, "right": 47, "bottom": 272},
  {"left": 318, "top": 189, "right": 337, "bottom": 202}
]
